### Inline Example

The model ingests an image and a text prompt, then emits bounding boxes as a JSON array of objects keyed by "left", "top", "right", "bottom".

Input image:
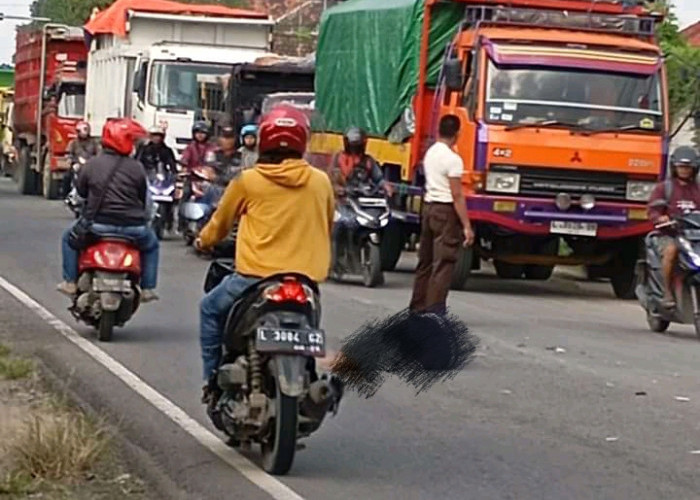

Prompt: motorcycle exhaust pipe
[{"left": 300, "top": 380, "right": 336, "bottom": 421}]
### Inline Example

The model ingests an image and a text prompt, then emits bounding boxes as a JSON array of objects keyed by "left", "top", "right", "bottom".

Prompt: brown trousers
[{"left": 409, "top": 202, "right": 462, "bottom": 314}]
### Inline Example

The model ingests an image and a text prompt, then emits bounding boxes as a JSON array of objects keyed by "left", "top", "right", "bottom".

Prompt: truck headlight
[
  {"left": 487, "top": 171, "right": 520, "bottom": 194},
  {"left": 626, "top": 181, "right": 655, "bottom": 202}
]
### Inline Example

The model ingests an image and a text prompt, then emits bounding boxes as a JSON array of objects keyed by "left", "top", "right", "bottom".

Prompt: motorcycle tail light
[
  {"left": 94, "top": 244, "right": 128, "bottom": 268},
  {"left": 264, "top": 278, "right": 309, "bottom": 304},
  {"left": 122, "top": 253, "right": 134, "bottom": 268}
]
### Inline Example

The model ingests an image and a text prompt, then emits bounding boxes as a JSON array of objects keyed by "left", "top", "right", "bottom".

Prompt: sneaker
[
  {"left": 56, "top": 281, "right": 77, "bottom": 296},
  {"left": 141, "top": 290, "right": 160, "bottom": 303}
]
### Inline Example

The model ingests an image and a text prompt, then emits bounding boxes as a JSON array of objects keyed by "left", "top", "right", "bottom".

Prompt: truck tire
[
  {"left": 42, "top": 162, "right": 60, "bottom": 200},
  {"left": 17, "top": 147, "right": 38, "bottom": 195},
  {"left": 450, "top": 246, "right": 474, "bottom": 290},
  {"left": 494, "top": 260, "right": 524, "bottom": 279},
  {"left": 380, "top": 222, "right": 403, "bottom": 271}
]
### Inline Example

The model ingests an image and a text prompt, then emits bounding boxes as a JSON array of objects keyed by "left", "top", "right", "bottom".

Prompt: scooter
[
  {"left": 147, "top": 162, "right": 176, "bottom": 240},
  {"left": 331, "top": 184, "right": 391, "bottom": 287},
  {"left": 203, "top": 261, "right": 341, "bottom": 475},
  {"left": 70, "top": 236, "right": 142, "bottom": 342},
  {"left": 179, "top": 166, "right": 217, "bottom": 246},
  {"left": 636, "top": 211, "right": 700, "bottom": 339},
  {"left": 64, "top": 156, "right": 87, "bottom": 218}
]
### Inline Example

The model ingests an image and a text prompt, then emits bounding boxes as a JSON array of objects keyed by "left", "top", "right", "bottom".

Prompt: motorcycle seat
[{"left": 93, "top": 234, "right": 139, "bottom": 246}]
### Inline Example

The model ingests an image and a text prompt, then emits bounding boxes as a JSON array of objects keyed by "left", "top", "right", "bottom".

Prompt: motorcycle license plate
[
  {"left": 255, "top": 327, "right": 326, "bottom": 357},
  {"left": 151, "top": 195, "right": 173, "bottom": 202},
  {"left": 92, "top": 277, "right": 131, "bottom": 292},
  {"left": 550, "top": 221, "right": 597, "bottom": 237}
]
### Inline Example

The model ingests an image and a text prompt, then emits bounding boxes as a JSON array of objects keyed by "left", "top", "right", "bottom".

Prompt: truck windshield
[
  {"left": 484, "top": 60, "right": 663, "bottom": 133},
  {"left": 57, "top": 85, "right": 85, "bottom": 119},
  {"left": 148, "top": 61, "right": 230, "bottom": 113}
]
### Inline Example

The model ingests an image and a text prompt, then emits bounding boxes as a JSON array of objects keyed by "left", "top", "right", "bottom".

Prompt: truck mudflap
[{"left": 467, "top": 195, "right": 652, "bottom": 240}]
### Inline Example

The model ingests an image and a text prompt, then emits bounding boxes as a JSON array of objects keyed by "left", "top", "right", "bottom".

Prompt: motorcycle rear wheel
[
  {"left": 646, "top": 311, "right": 670, "bottom": 333},
  {"left": 261, "top": 383, "right": 298, "bottom": 475},
  {"left": 97, "top": 311, "right": 115, "bottom": 342}
]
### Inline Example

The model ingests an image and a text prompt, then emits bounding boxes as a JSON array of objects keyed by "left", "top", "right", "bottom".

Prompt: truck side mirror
[
  {"left": 133, "top": 61, "right": 148, "bottom": 102},
  {"left": 444, "top": 58, "right": 465, "bottom": 92}
]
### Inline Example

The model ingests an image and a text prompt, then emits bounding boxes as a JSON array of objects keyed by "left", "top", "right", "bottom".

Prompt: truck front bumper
[{"left": 467, "top": 194, "right": 652, "bottom": 240}]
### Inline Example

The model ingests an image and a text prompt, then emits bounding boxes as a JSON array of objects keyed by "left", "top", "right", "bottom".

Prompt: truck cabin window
[
  {"left": 57, "top": 84, "right": 85, "bottom": 118},
  {"left": 149, "top": 62, "right": 230, "bottom": 113},
  {"left": 485, "top": 60, "right": 663, "bottom": 132}
]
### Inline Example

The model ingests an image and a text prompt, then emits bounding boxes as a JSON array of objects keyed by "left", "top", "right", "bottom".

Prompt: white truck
[{"left": 85, "top": 7, "right": 273, "bottom": 156}]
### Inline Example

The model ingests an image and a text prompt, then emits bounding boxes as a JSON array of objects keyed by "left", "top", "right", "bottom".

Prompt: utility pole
[{"left": 0, "top": 14, "right": 51, "bottom": 22}]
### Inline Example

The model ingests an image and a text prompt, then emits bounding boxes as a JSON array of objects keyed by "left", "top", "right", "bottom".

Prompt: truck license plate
[
  {"left": 255, "top": 327, "right": 326, "bottom": 357},
  {"left": 550, "top": 221, "right": 597, "bottom": 237}
]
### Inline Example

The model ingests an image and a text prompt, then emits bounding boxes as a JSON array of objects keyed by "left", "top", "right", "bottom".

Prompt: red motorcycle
[{"left": 70, "top": 236, "right": 142, "bottom": 341}]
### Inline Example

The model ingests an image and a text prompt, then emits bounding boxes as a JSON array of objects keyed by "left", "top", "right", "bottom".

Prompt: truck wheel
[
  {"left": 494, "top": 260, "right": 524, "bottom": 279},
  {"left": 524, "top": 265, "right": 554, "bottom": 280},
  {"left": 450, "top": 246, "right": 474, "bottom": 290},
  {"left": 42, "top": 162, "right": 60, "bottom": 200},
  {"left": 17, "top": 147, "right": 38, "bottom": 195},
  {"left": 610, "top": 240, "right": 641, "bottom": 300},
  {"left": 380, "top": 222, "right": 403, "bottom": 271}
]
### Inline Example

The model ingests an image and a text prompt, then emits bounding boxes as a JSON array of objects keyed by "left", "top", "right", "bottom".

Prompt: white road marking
[{"left": 0, "top": 276, "right": 305, "bottom": 500}]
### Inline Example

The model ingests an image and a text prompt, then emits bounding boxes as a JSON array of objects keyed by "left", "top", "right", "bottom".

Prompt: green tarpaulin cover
[{"left": 315, "top": 0, "right": 463, "bottom": 136}]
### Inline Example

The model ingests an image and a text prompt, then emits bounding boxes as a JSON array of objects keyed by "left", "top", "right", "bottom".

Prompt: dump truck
[
  {"left": 309, "top": 0, "right": 668, "bottom": 299},
  {"left": 0, "top": 88, "right": 15, "bottom": 176},
  {"left": 84, "top": 0, "right": 273, "bottom": 157},
  {"left": 13, "top": 25, "right": 87, "bottom": 198}
]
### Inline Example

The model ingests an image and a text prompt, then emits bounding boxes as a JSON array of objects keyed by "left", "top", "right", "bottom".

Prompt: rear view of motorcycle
[
  {"left": 636, "top": 212, "right": 700, "bottom": 339},
  {"left": 204, "top": 263, "right": 342, "bottom": 475},
  {"left": 331, "top": 185, "right": 391, "bottom": 287},
  {"left": 148, "top": 162, "right": 176, "bottom": 240},
  {"left": 64, "top": 156, "right": 86, "bottom": 218}
]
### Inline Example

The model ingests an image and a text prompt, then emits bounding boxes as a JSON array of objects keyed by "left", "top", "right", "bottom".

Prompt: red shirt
[{"left": 648, "top": 178, "right": 700, "bottom": 223}]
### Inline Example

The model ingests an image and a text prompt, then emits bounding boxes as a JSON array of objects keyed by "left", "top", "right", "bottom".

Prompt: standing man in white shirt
[{"left": 409, "top": 115, "right": 474, "bottom": 314}]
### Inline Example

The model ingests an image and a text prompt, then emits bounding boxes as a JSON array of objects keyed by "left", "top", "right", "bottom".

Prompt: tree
[{"left": 31, "top": 0, "right": 250, "bottom": 26}]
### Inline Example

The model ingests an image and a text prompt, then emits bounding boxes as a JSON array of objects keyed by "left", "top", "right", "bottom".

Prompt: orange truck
[{"left": 310, "top": 0, "right": 668, "bottom": 299}]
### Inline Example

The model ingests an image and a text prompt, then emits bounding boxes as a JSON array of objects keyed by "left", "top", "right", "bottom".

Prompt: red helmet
[
  {"left": 102, "top": 118, "right": 147, "bottom": 155},
  {"left": 258, "top": 104, "right": 310, "bottom": 156}
]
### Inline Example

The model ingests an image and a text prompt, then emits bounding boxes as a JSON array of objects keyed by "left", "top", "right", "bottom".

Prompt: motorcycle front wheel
[
  {"left": 361, "top": 242, "right": 384, "bottom": 288},
  {"left": 261, "top": 381, "right": 298, "bottom": 475},
  {"left": 97, "top": 311, "right": 115, "bottom": 342}
]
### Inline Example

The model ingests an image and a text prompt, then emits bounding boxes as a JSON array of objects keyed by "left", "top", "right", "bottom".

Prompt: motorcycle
[
  {"left": 636, "top": 211, "right": 700, "bottom": 339},
  {"left": 70, "top": 236, "right": 142, "bottom": 342},
  {"left": 179, "top": 166, "right": 217, "bottom": 246},
  {"left": 64, "top": 156, "right": 87, "bottom": 217},
  {"left": 147, "top": 162, "right": 176, "bottom": 240},
  {"left": 203, "top": 261, "right": 341, "bottom": 475},
  {"left": 331, "top": 184, "right": 391, "bottom": 287}
]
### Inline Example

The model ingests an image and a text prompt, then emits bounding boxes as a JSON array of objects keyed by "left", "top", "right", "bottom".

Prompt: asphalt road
[{"left": 1, "top": 177, "right": 700, "bottom": 500}]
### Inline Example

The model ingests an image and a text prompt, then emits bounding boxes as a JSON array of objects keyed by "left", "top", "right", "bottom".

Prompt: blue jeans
[
  {"left": 200, "top": 272, "right": 259, "bottom": 381},
  {"left": 61, "top": 223, "right": 160, "bottom": 289}
]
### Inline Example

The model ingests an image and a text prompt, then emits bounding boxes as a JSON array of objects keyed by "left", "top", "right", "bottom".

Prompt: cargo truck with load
[
  {"left": 83, "top": 0, "right": 273, "bottom": 157},
  {"left": 13, "top": 25, "right": 87, "bottom": 199},
  {"left": 309, "top": 0, "right": 669, "bottom": 299}
]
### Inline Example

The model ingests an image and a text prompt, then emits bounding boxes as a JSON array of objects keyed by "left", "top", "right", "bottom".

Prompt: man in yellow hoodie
[{"left": 196, "top": 105, "right": 335, "bottom": 389}]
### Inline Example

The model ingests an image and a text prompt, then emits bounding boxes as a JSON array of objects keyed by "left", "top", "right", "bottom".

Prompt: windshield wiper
[
  {"left": 579, "top": 124, "right": 658, "bottom": 136},
  {"left": 504, "top": 119, "right": 585, "bottom": 132}
]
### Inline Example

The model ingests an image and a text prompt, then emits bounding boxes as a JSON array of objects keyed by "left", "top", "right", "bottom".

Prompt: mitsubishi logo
[{"left": 571, "top": 151, "right": 583, "bottom": 163}]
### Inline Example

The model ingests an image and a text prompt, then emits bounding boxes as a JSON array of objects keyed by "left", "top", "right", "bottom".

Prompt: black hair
[{"left": 439, "top": 115, "right": 461, "bottom": 139}]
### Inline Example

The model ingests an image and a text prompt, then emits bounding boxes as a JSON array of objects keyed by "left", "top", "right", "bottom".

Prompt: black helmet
[
  {"left": 192, "top": 120, "right": 210, "bottom": 137},
  {"left": 671, "top": 146, "right": 699, "bottom": 173},
  {"left": 343, "top": 127, "right": 367, "bottom": 155}
]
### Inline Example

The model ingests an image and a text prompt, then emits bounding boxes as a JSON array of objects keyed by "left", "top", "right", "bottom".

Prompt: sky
[{"left": 0, "top": 0, "right": 698, "bottom": 64}]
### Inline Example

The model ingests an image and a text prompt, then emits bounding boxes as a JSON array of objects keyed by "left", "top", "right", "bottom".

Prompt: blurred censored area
[{"left": 332, "top": 310, "right": 479, "bottom": 398}]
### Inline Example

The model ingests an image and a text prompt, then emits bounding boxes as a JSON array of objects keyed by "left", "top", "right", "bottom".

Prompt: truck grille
[{"left": 494, "top": 166, "right": 628, "bottom": 202}]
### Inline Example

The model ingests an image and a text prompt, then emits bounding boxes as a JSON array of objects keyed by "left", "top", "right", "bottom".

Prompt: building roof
[{"left": 682, "top": 21, "right": 700, "bottom": 47}]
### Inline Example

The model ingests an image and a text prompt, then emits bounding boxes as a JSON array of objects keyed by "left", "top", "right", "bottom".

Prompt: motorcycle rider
[
  {"left": 63, "top": 121, "right": 100, "bottom": 196},
  {"left": 648, "top": 146, "right": 700, "bottom": 308},
  {"left": 57, "top": 118, "right": 160, "bottom": 303},
  {"left": 237, "top": 124, "right": 259, "bottom": 168},
  {"left": 136, "top": 126, "right": 177, "bottom": 174},
  {"left": 180, "top": 120, "right": 215, "bottom": 172},
  {"left": 195, "top": 104, "right": 335, "bottom": 400},
  {"left": 329, "top": 127, "right": 391, "bottom": 263}
]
